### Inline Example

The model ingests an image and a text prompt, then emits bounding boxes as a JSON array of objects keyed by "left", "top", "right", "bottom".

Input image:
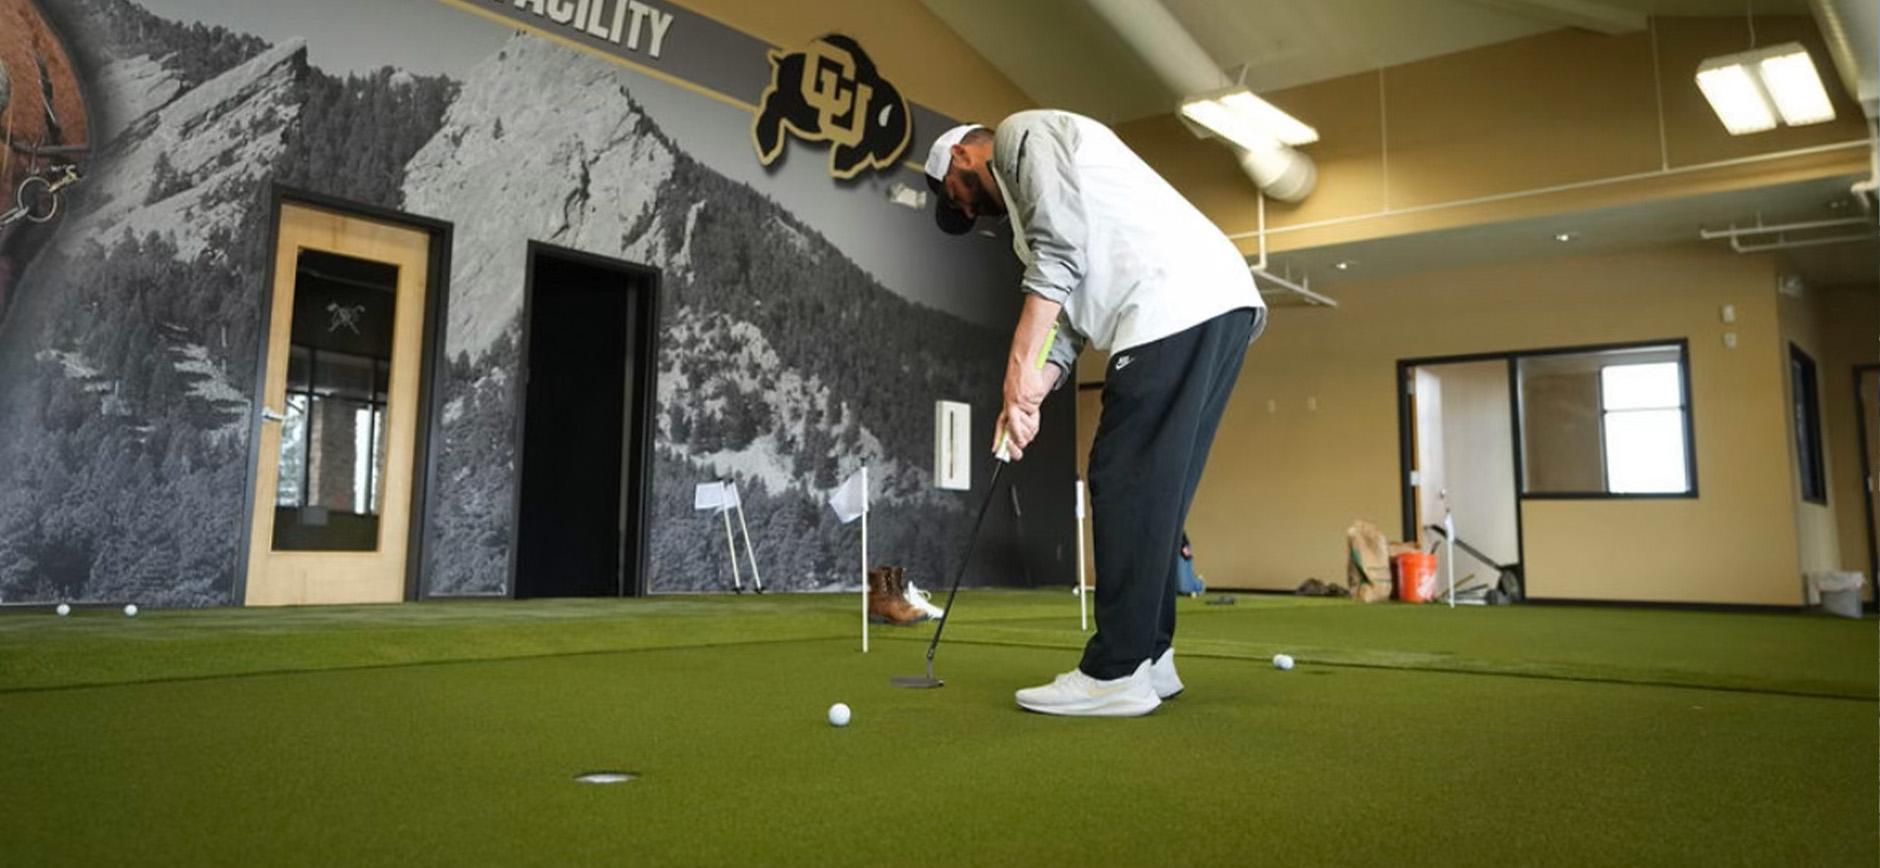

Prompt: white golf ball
[
  {"left": 55, "top": 603, "right": 70, "bottom": 617},
  {"left": 827, "top": 702, "right": 851, "bottom": 727},
  {"left": 123, "top": 604, "right": 138, "bottom": 617},
  {"left": 1272, "top": 654, "right": 1294, "bottom": 671}
]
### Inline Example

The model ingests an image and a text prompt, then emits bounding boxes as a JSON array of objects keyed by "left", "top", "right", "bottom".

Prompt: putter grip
[{"left": 995, "top": 323, "right": 1060, "bottom": 462}]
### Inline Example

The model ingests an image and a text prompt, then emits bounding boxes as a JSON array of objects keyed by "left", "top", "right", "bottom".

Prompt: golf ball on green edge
[
  {"left": 1272, "top": 654, "right": 1294, "bottom": 670},
  {"left": 828, "top": 703, "right": 851, "bottom": 727},
  {"left": 123, "top": 604, "right": 138, "bottom": 617},
  {"left": 55, "top": 603, "right": 70, "bottom": 616}
]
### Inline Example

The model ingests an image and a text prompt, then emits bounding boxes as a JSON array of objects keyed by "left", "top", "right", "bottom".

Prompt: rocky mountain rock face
[
  {"left": 0, "top": 12, "right": 1008, "bottom": 606},
  {"left": 407, "top": 34, "right": 1000, "bottom": 595}
]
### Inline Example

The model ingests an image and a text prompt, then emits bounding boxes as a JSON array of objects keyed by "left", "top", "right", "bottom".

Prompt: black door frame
[
  {"left": 510, "top": 241, "right": 662, "bottom": 598},
  {"left": 1394, "top": 338, "right": 1696, "bottom": 598},
  {"left": 239, "top": 186, "right": 453, "bottom": 604},
  {"left": 1855, "top": 364, "right": 1879, "bottom": 613},
  {"left": 1394, "top": 353, "right": 1526, "bottom": 574}
]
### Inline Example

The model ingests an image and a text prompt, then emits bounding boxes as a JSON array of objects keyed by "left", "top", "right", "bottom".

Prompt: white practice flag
[
  {"left": 693, "top": 481, "right": 727, "bottom": 512},
  {"left": 721, "top": 480, "right": 741, "bottom": 510},
  {"left": 827, "top": 469, "right": 867, "bottom": 524}
]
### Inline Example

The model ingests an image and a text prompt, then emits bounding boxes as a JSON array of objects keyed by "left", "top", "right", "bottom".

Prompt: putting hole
[{"left": 574, "top": 771, "right": 640, "bottom": 785}]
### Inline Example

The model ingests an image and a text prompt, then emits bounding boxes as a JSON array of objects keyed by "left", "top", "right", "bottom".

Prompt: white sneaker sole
[
  {"left": 1016, "top": 691, "right": 1160, "bottom": 717},
  {"left": 1014, "top": 674, "right": 1162, "bottom": 717}
]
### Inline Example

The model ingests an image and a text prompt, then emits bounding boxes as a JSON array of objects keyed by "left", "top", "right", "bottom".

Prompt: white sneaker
[
  {"left": 1150, "top": 648, "right": 1184, "bottom": 699},
  {"left": 903, "top": 579, "right": 945, "bottom": 620},
  {"left": 1015, "top": 659, "right": 1160, "bottom": 717}
]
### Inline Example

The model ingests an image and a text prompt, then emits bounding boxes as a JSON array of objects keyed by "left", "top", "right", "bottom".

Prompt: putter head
[{"left": 890, "top": 658, "right": 943, "bottom": 688}]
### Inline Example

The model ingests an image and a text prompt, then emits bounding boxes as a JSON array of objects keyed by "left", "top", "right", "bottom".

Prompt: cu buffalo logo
[{"left": 752, "top": 34, "right": 909, "bottom": 180}]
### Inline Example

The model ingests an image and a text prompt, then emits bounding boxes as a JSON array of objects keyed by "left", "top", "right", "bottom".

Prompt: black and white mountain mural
[{"left": 0, "top": 0, "right": 1030, "bottom": 606}]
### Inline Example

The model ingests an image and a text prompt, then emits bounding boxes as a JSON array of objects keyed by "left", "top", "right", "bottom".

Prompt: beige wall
[
  {"left": 1815, "top": 286, "right": 1880, "bottom": 595},
  {"left": 1166, "top": 243, "right": 1806, "bottom": 605},
  {"left": 1777, "top": 282, "right": 1839, "bottom": 585},
  {"left": 1115, "top": 17, "right": 1872, "bottom": 256}
]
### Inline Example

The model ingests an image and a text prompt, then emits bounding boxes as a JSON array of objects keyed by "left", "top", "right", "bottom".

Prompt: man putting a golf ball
[{"left": 926, "top": 112, "right": 1265, "bottom": 717}]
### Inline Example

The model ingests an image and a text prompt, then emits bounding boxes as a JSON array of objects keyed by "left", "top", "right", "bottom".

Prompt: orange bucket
[{"left": 1394, "top": 552, "right": 1438, "bottom": 602}]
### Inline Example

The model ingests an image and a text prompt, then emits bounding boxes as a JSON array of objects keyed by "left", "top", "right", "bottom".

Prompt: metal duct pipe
[
  {"left": 1083, "top": 0, "right": 1316, "bottom": 201},
  {"left": 1809, "top": 0, "right": 1878, "bottom": 119}
]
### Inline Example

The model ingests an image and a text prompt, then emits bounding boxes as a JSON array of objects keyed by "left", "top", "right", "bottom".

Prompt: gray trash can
[{"left": 1805, "top": 572, "right": 1866, "bottom": 619}]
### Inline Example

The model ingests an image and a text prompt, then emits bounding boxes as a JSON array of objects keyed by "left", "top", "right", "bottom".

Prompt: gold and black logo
[{"left": 752, "top": 34, "right": 909, "bottom": 179}]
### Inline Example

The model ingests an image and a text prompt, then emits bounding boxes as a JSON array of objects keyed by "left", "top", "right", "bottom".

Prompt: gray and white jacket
[{"left": 989, "top": 110, "right": 1264, "bottom": 382}]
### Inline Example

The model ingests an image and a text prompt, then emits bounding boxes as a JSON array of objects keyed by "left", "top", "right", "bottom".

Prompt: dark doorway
[{"left": 515, "top": 244, "right": 659, "bottom": 598}]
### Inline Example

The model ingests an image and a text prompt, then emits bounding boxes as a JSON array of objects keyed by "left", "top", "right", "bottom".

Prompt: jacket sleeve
[
  {"left": 1044, "top": 311, "right": 1084, "bottom": 391},
  {"left": 1001, "top": 115, "right": 1088, "bottom": 308}
]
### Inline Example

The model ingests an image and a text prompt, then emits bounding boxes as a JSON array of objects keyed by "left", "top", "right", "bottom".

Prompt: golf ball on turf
[
  {"left": 123, "top": 604, "right": 138, "bottom": 617},
  {"left": 55, "top": 603, "right": 70, "bottom": 617},
  {"left": 827, "top": 702, "right": 851, "bottom": 727},
  {"left": 1273, "top": 654, "right": 1294, "bottom": 671}
]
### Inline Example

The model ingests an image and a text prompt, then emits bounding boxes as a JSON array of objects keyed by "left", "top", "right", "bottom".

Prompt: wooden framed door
[{"left": 244, "top": 202, "right": 430, "bottom": 606}]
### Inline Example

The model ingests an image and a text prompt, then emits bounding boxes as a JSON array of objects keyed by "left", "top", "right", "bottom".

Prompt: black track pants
[{"left": 1078, "top": 307, "right": 1260, "bottom": 680}]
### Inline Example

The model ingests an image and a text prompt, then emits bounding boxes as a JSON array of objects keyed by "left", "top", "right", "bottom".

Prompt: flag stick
[
  {"left": 860, "top": 465, "right": 870, "bottom": 652},
  {"left": 734, "top": 500, "right": 763, "bottom": 593},
  {"left": 721, "top": 501, "right": 742, "bottom": 592}
]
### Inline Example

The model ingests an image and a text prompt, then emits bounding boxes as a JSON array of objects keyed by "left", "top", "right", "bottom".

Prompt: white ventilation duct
[
  {"left": 1809, "top": 0, "right": 1878, "bottom": 119},
  {"left": 1807, "top": 0, "right": 1878, "bottom": 208},
  {"left": 1083, "top": 0, "right": 1316, "bottom": 201}
]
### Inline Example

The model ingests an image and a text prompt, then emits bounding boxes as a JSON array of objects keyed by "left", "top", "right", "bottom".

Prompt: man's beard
[{"left": 962, "top": 170, "right": 1005, "bottom": 217}]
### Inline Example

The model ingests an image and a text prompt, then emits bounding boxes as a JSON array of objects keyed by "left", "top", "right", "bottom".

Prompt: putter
[{"left": 891, "top": 439, "right": 1012, "bottom": 688}]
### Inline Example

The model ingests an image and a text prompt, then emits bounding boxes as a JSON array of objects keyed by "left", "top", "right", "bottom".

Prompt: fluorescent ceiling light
[
  {"left": 1695, "top": 42, "right": 1836, "bottom": 135},
  {"left": 1695, "top": 62, "right": 1777, "bottom": 134},
  {"left": 1756, "top": 48, "right": 1836, "bottom": 126},
  {"left": 1179, "top": 87, "right": 1318, "bottom": 148}
]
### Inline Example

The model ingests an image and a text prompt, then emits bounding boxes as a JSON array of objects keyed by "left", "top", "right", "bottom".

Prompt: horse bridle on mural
[
  {"left": 0, "top": 143, "right": 84, "bottom": 228},
  {"left": 0, "top": 56, "right": 85, "bottom": 230}
]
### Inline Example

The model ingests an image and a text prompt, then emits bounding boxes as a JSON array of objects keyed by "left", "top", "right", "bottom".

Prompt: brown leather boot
[{"left": 868, "top": 565, "right": 925, "bottom": 625}]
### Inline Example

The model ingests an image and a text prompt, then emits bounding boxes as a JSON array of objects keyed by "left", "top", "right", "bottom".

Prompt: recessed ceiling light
[
  {"left": 1334, "top": 261, "right": 1354, "bottom": 271},
  {"left": 1554, "top": 232, "right": 1578, "bottom": 242}
]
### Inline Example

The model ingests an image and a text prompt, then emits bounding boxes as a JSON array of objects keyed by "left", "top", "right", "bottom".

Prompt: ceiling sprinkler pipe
[{"left": 1853, "top": 118, "right": 1877, "bottom": 214}]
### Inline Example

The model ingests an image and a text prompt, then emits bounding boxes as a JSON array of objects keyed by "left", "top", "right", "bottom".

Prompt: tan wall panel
[
  {"left": 1115, "top": 16, "right": 1868, "bottom": 254},
  {"left": 671, "top": 0, "right": 1034, "bottom": 124},
  {"left": 1384, "top": 29, "right": 1661, "bottom": 209},
  {"left": 1247, "top": 145, "right": 1869, "bottom": 253},
  {"left": 1116, "top": 73, "right": 1391, "bottom": 240},
  {"left": 1155, "top": 244, "right": 1802, "bottom": 605},
  {"left": 1814, "top": 286, "right": 1880, "bottom": 581},
  {"left": 1263, "top": 73, "right": 1392, "bottom": 232},
  {"left": 1655, "top": 17, "right": 1871, "bottom": 169},
  {"left": 1777, "top": 279, "right": 1839, "bottom": 584}
]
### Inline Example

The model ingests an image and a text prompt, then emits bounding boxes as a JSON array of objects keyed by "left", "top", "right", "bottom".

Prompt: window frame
[
  {"left": 1790, "top": 343, "right": 1827, "bottom": 505},
  {"left": 1515, "top": 340, "right": 1698, "bottom": 500}
]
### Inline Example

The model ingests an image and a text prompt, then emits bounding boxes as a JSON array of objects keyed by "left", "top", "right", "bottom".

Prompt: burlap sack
[{"left": 1345, "top": 520, "right": 1394, "bottom": 603}]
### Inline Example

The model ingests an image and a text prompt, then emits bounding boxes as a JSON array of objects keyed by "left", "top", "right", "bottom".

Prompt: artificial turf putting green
[{"left": 1, "top": 592, "right": 1874, "bottom": 866}]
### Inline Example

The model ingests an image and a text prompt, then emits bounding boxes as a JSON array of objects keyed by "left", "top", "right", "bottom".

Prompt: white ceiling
[{"left": 918, "top": 0, "right": 1873, "bottom": 298}]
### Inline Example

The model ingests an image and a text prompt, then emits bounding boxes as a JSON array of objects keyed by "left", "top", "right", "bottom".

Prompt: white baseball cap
[{"left": 925, "top": 124, "right": 984, "bottom": 235}]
